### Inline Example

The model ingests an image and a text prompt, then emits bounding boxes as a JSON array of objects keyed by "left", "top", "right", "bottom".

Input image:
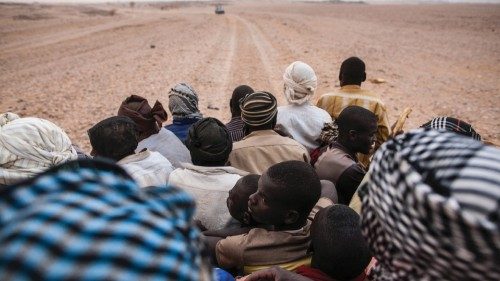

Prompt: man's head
[
  {"left": 0, "top": 158, "right": 211, "bottom": 280},
  {"left": 248, "top": 161, "right": 321, "bottom": 229},
  {"left": 88, "top": 116, "right": 138, "bottom": 161},
  {"left": 336, "top": 106, "right": 377, "bottom": 154},
  {"left": 421, "top": 116, "right": 482, "bottom": 141},
  {"left": 0, "top": 113, "right": 77, "bottom": 185},
  {"left": 185, "top": 117, "right": 232, "bottom": 166},
  {"left": 168, "top": 82, "right": 202, "bottom": 119},
  {"left": 240, "top": 91, "right": 278, "bottom": 134},
  {"left": 229, "top": 85, "right": 254, "bottom": 117},
  {"left": 311, "top": 205, "right": 372, "bottom": 280},
  {"left": 117, "top": 95, "right": 168, "bottom": 141},
  {"left": 339, "top": 57, "right": 366, "bottom": 86},
  {"left": 227, "top": 174, "right": 260, "bottom": 225},
  {"left": 359, "top": 129, "right": 500, "bottom": 280},
  {"left": 283, "top": 61, "right": 317, "bottom": 105}
]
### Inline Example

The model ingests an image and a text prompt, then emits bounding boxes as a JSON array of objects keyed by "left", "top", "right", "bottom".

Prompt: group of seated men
[{"left": 0, "top": 57, "right": 497, "bottom": 281}]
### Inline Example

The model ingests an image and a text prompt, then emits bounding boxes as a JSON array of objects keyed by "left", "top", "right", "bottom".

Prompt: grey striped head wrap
[
  {"left": 168, "top": 83, "right": 203, "bottom": 119},
  {"left": 421, "top": 116, "right": 481, "bottom": 141},
  {"left": 239, "top": 91, "right": 278, "bottom": 127},
  {"left": 359, "top": 129, "right": 500, "bottom": 281}
]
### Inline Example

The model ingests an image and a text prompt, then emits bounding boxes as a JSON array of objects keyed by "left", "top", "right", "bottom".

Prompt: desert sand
[{"left": 1, "top": 0, "right": 499, "bottom": 151}]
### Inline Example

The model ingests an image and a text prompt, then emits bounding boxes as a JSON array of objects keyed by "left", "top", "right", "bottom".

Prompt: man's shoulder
[
  {"left": 168, "top": 167, "right": 195, "bottom": 184},
  {"left": 322, "top": 89, "right": 382, "bottom": 101},
  {"left": 319, "top": 146, "right": 356, "bottom": 165},
  {"left": 232, "top": 131, "right": 283, "bottom": 148},
  {"left": 222, "top": 227, "right": 306, "bottom": 248},
  {"left": 157, "top": 128, "right": 184, "bottom": 142}
]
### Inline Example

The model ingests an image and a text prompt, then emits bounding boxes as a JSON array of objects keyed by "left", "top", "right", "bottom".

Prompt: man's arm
[
  {"left": 203, "top": 226, "right": 252, "bottom": 238},
  {"left": 242, "top": 266, "right": 312, "bottom": 281},
  {"left": 336, "top": 164, "right": 365, "bottom": 205},
  {"left": 204, "top": 235, "right": 223, "bottom": 266},
  {"left": 375, "top": 103, "right": 391, "bottom": 146},
  {"left": 319, "top": 179, "right": 338, "bottom": 204},
  {"left": 206, "top": 233, "right": 247, "bottom": 270}
]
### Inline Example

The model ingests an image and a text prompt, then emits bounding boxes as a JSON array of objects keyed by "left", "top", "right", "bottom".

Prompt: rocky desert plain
[{"left": 0, "top": 0, "right": 499, "bottom": 151}]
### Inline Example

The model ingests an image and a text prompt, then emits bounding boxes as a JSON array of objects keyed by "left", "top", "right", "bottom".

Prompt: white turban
[
  {"left": 283, "top": 61, "right": 318, "bottom": 105},
  {"left": 0, "top": 112, "right": 20, "bottom": 126},
  {"left": 0, "top": 114, "right": 77, "bottom": 185}
]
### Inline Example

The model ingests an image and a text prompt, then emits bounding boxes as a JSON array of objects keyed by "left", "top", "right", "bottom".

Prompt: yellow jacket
[{"left": 316, "top": 85, "right": 390, "bottom": 148}]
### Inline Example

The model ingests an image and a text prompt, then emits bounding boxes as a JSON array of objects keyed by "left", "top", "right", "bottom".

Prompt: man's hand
[{"left": 194, "top": 219, "right": 207, "bottom": 231}]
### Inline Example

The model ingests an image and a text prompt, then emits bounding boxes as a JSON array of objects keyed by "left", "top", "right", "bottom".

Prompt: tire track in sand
[
  {"left": 0, "top": 16, "right": 165, "bottom": 55},
  {"left": 207, "top": 15, "right": 237, "bottom": 107},
  {"left": 168, "top": 14, "right": 238, "bottom": 112},
  {"left": 232, "top": 15, "right": 282, "bottom": 96}
]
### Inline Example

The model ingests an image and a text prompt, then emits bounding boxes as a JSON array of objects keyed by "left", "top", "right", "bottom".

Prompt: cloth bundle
[
  {"left": 0, "top": 113, "right": 76, "bottom": 185},
  {"left": 168, "top": 83, "right": 203, "bottom": 119},
  {"left": 118, "top": 95, "right": 168, "bottom": 139},
  {"left": 283, "top": 61, "right": 317, "bottom": 105},
  {"left": 360, "top": 129, "right": 500, "bottom": 281},
  {"left": 318, "top": 121, "right": 339, "bottom": 145},
  {"left": 240, "top": 91, "right": 278, "bottom": 127}
]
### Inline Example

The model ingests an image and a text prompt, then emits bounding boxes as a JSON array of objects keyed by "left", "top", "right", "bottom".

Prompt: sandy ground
[{"left": 1, "top": 0, "right": 499, "bottom": 151}]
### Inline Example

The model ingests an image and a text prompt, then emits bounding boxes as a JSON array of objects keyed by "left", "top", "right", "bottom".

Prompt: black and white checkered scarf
[
  {"left": 421, "top": 116, "right": 481, "bottom": 141},
  {"left": 359, "top": 129, "right": 500, "bottom": 281}
]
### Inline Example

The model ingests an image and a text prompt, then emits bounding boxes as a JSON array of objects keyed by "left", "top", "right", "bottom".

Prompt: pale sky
[{"left": 2, "top": 0, "right": 500, "bottom": 4}]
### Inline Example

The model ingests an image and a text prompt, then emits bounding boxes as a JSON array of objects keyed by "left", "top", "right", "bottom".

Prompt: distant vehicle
[{"left": 215, "top": 4, "right": 225, "bottom": 15}]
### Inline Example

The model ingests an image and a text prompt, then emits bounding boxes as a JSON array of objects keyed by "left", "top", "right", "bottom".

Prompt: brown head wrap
[{"left": 117, "top": 95, "right": 168, "bottom": 140}]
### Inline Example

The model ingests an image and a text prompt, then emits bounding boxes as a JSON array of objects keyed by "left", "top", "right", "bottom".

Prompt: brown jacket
[{"left": 227, "top": 130, "right": 310, "bottom": 174}]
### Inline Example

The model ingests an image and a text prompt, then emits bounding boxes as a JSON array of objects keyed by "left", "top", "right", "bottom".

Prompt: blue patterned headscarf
[{"left": 0, "top": 159, "right": 211, "bottom": 281}]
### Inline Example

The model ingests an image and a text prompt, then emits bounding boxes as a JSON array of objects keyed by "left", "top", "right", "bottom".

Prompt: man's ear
[
  {"left": 243, "top": 124, "right": 250, "bottom": 136},
  {"left": 348, "top": 129, "right": 358, "bottom": 140},
  {"left": 243, "top": 211, "right": 251, "bottom": 225},
  {"left": 229, "top": 98, "right": 235, "bottom": 114},
  {"left": 284, "top": 210, "right": 299, "bottom": 225}
]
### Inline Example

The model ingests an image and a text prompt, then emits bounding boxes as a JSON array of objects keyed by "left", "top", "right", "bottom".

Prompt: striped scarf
[
  {"left": 240, "top": 91, "right": 278, "bottom": 127},
  {"left": 359, "top": 129, "right": 500, "bottom": 281},
  {"left": 168, "top": 83, "right": 203, "bottom": 119}
]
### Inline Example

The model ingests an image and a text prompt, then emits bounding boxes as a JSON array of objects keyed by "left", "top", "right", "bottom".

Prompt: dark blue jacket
[{"left": 165, "top": 117, "right": 201, "bottom": 143}]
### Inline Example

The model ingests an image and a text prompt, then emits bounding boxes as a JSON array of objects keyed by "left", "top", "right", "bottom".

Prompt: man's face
[
  {"left": 227, "top": 186, "right": 244, "bottom": 222},
  {"left": 353, "top": 120, "right": 377, "bottom": 154},
  {"left": 247, "top": 172, "right": 287, "bottom": 226}
]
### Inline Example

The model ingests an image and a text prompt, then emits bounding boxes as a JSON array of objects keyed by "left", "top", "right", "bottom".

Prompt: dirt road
[{"left": 1, "top": 1, "right": 499, "bottom": 150}]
